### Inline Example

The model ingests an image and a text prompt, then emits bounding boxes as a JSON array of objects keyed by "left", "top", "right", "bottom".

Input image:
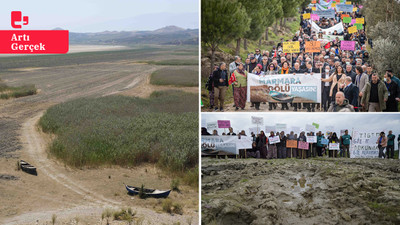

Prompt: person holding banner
[
  {"left": 328, "top": 132, "right": 339, "bottom": 158},
  {"left": 376, "top": 132, "right": 387, "bottom": 159},
  {"left": 229, "top": 63, "right": 248, "bottom": 111},
  {"left": 268, "top": 131, "right": 278, "bottom": 159},
  {"left": 257, "top": 131, "right": 268, "bottom": 159},
  {"left": 340, "top": 130, "right": 352, "bottom": 158}
]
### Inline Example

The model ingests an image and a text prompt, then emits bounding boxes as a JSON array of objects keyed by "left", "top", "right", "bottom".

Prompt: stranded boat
[
  {"left": 125, "top": 185, "right": 171, "bottom": 198},
  {"left": 269, "top": 90, "right": 294, "bottom": 103},
  {"left": 19, "top": 160, "right": 37, "bottom": 176}
]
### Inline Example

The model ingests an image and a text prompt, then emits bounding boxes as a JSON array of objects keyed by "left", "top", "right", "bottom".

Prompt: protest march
[{"left": 203, "top": 0, "right": 400, "bottom": 112}]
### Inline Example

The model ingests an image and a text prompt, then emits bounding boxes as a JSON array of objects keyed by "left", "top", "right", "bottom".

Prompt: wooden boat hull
[
  {"left": 125, "top": 185, "right": 171, "bottom": 198},
  {"left": 20, "top": 160, "right": 37, "bottom": 176},
  {"left": 269, "top": 91, "right": 294, "bottom": 103}
]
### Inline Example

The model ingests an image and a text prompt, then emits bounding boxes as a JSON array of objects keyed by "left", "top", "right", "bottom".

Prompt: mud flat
[{"left": 202, "top": 158, "right": 400, "bottom": 225}]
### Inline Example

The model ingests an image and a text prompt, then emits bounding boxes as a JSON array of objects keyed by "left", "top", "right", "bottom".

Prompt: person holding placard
[
  {"left": 268, "top": 131, "right": 278, "bottom": 159},
  {"left": 316, "top": 131, "right": 326, "bottom": 157},
  {"left": 288, "top": 131, "right": 297, "bottom": 158},
  {"left": 376, "top": 132, "right": 387, "bottom": 159},
  {"left": 328, "top": 132, "right": 339, "bottom": 158},
  {"left": 297, "top": 132, "right": 307, "bottom": 159},
  {"left": 340, "top": 130, "right": 352, "bottom": 158}
]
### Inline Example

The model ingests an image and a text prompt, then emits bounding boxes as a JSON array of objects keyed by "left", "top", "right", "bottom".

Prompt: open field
[
  {"left": 151, "top": 68, "right": 199, "bottom": 87},
  {"left": 0, "top": 45, "right": 199, "bottom": 224},
  {"left": 202, "top": 158, "right": 400, "bottom": 225}
]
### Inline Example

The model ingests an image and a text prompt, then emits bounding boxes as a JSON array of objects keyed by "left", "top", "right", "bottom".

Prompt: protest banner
[
  {"left": 276, "top": 123, "right": 287, "bottom": 130},
  {"left": 343, "top": 17, "right": 352, "bottom": 23},
  {"left": 329, "top": 143, "right": 340, "bottom": 150},
  {"left": 247, "top": 73, "right": 322, "bottom": 104},
  {"left": 286, "top": 140, "right": 298, "bottom": 148},
  {"left": 322, "top": 34, "right": 344, "bottom": 41},
  {"left": 341, "top": 41, "right": 355, "bottom": 51},
  {"left": 307, "top": 136, "right": 317, "bottom": 143},
  {"left": 311, "top": 14, "right": 320, "bottom": 21},
  {"left": 311, "top": 21, "right": 344, "bottom": 34},
  {"left": 306, "top": 124, "right": 316, "bottom": 132},
  {"left": 303, "top": 13, "right": 311, "bottom": 19},
  {"left": 348, "top": 26, "right": 357, "bottom": 34},
  {"left": 217, "top": 120, "right": 230, "bottom": 128},
  {"left": 350, "top": 130, "right": 382, "bottom": 158},
  {"left": 283, "top": 41, "right": 300, "bottom": 53},
  {"left": 356, "top": 18, "right": 364, "bottom": 24},
  {"left": 207, "top": 122, "right": 218, "bottom": 130},
  {"left": 355, "top": 23, "right": 363, "bottom": 30},
  {"left": 337, "top": 4, "right": 353, "bottom": 12},
  {"left": 313, "top": 9, "right": 335, "bottom": 19},
  {"left": 321, "top": 138, "right": 329, "bottom": 145},
  {"left": 265, "top": 125, "right": 276, "bottom": 133},
  {"left": 298, "top": 141, "right": 309, "bottom": 150},
  {"left": 305, "top": 41, "right": 321, "bottom": 53},
  {"left": 269, "top": 136, "right": 280, "bottom": 144},
  {"left": 201, "top": 117, "right": 206, "bottom": 128},
  {"left": 251, "top": 116, "right": 263, "bottom": 125},
  {"left": 201, "top": 136, "right": 253, "bottom": 155}
]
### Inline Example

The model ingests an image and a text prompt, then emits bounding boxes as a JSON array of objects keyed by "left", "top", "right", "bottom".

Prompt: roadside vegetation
[
  {"left": 0, "top": 80, "right": 37, "bottom": 99},
  {"left": 39, "top": 90, "right": 198, "bottom": 186},
  {"left": 150, "top": 68, "right": 198, "bottom": 87}
]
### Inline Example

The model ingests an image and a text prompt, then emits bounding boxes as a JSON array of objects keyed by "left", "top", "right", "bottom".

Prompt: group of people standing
[{"left": 204, "top": 3, "right": 400, "bottom": 112}]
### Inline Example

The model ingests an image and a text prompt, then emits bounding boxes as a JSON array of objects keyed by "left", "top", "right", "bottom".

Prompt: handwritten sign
[
  {"left": 321, "top": 138, "right": 329, "bottom": 145},
  {"left": 329, "top": 143, "right": 340, "bottom": 150},
  {"left": 343, "top": 17, "right": 352, "bottom": 23},
  {"left": 350, "top": 130, "right": 382, "bottom": 158},
  {"left": 286, "top": 140, "right": 298, "bottom": 148},
  {"left": 356, "top": 18, "right": 364, "bottom": 24},
  {"left": 251, "top": 116, "right": 263, "bottom": 125},
  {"left": 311, "top": 0, "right": 317, "bottom": 3},
  {"left": 355, "top": 23, "right": 363, "bottom": 30},
  {"left": 303, "top": 13, "right": 311, "bottom": 19},
  {"left": 331, "top": 2, "right": 336, "bottom": 7},
  {"left": 312, "top": 7, "right": 316, "bottom": 11},
  {"left": 350, "top": 19, "right": 356, "bottom": 25},
  {"left": 283, "top": 41, "right": 300, "bottom": 53},
  {"left": 341, "top": 14, "right": 350, "bottom": 20},
  {"left": 345, "top": 1, "right": 351, "bottom": 5},
  {"left": 305, "top": 41, "right": 321, "bottom": 53},
  {"left": 269, "top": 136, "right": 280, "bottom": 144},
  {"left": 353, "top": 7, "right": 357, "bottom": 12},
  {"left": 307, "top": 136, "right": 317, "bottom": 143},
  {"left": 341, "top": 41, "right": 355, "bottom": 51},
  {"left": 348, "top": 26, "right": 357, "bottom": 34},
  {"left": 207, "top": 122, "right": 218, "bottom": 130},
  {"left": 311, "top": 14, "right": 320, "bottom": 21},
  {"left": 217, "top": 120, "right": 231, "bottom": 128},
  {"left": 298, "top": 141, "right": 309, "bottom": 150}
]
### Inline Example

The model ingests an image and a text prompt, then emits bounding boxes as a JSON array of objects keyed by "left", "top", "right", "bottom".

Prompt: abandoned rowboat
[
  {"left": 125, "top": 185, "right": 171, "bottom": 198},
  {"left": 19, "top": 160, "right": 37, "bottom": 176}
]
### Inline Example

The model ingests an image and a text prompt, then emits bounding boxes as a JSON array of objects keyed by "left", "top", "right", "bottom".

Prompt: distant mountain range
[{"left": 63, "top": 26, "right": 198, "bottom": 45}]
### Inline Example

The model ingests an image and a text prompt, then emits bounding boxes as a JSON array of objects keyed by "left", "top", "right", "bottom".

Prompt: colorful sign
[
  {"left": 355, "top": 23, "right": 363, "bottom": 30},
  {"left": 343, "top": 17, "right": 352, "bottom": 23},
  {"left": 283, "top": 41, "right": 300, "bottom": 53},
  {"left": 329, "top": 143, "right": 340, "bottom": 150},
  {"left": 340, "top": 41, "right": 355, "bottom": 51},
  {"left": 313, "top": 9, "right": 335, "bottom": 19},
  {"left": 217, "top": 120, "right": 231, "bottom": 128},
  {"left": 356, "top": 18, "right": 365, "bottom": 24},
  {"left": 269, "top": 136, "right": 280, "bottom": 144},
  {"left": 251, "top": 116, "right": 263, "bottom": 125},
  {"left": 298, "top": 141, "right": 309, "bottom": 150},
  {"left": 247, "top": 73, "right": 322, "bottom": 103},
  {"left": 303, "top": 13, "right": 311, "bottom": 19},
  {"left": 348, "top": 26, "right": 357, "bottom": 34},
  {"left": 305, "top": 41, "right": 321, "bottom": 53},
  {"left": 312, "top": 122, "right": 320, "bottom": 129},
  {"left": 286, "top": 140, "right": 298, "bottom": 148},
  {"left": 336, "top": 4, "right": 353, "bottom": 12},
  {"left": 321, "top": 138, "right": 329, "bottom": 145},
  {"left": 311, "top": 14, "right": 320, "bottom": 21},
  {"left": 307, "top": 136, "right": 317, "bottom": 143}
]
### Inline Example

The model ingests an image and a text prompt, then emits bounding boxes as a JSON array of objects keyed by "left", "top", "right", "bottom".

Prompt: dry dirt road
[
  {"left": 0, "top": 59, "right": 198, "bottom": 224},
  {"left": 202, "top": 158, "right": 400, "bottom": 225}
]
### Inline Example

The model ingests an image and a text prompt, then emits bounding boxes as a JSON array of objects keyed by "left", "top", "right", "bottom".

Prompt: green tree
[
  {"left": 362, "top": 0, "right": 400, "bottom": 31},
  {"left": 281, "top": 0, "right": 300, "bottom": 26},
  {"left": 202, "top": 0, "right": 250, "bottom": 72},
  {"left": 264, "top": 0, "right": 283, "bottom": 40}
]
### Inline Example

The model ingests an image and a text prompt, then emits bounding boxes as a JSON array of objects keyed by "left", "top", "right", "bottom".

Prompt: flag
[
  {"left": 228, "top": 72, "right": 236, "bottom": 85},
  {"left": 324, "top": 42, "right": 331, "bottom": 49}
]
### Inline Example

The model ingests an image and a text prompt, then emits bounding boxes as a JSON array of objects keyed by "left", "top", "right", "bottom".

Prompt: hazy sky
[
  {"left": 202, "top": 113, "right": 400, "bottom": 137},
  {"left": 0, "top": 0, "right": 198, "bottom": 32}
]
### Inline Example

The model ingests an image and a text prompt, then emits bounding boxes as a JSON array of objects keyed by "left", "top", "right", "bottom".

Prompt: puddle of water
[{"left": 290, "top": 175, "right": 313, "bottom": 198}]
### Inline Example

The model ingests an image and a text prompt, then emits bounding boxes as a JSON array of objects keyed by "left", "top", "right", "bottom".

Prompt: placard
[
  {"left": 251, "top": 116, "right": 263, "bottom": 125},
  {"left": 286, "top": 140, "right": 298, "bottom": 148},
  {"left": 356, "top": 18, "right": 364, "bottom": 24},
  {"left": 348, "top": 26, "right": 357, "bottom": 34},
  {"left": 336, "top": 4, "right": 354, "bottom": 13},
  {"left": 343, "top": 17, "right": 352, "bottom": 23},
  {"left": 307, "top": 136, "right": 317, "bottom": 143},
  {"left": 312, "top": 122, "right": 320, "bottom": 129},
  {"left": 350, "top": 19, "right": 356, "bottom": 25},
  {"left": 303, "top": 13, "right": 311, "bottom": 19},
  {"left": 329, "top": 143, "right": 340, "bottom": 150},
  {"left": 217, "top": 120, "right": 231, "bottom": 128},
  {"left": 341, "top": 41, "right": 355, "bottom": 51},
  {"left": 355, "top": 23, "right": 363, "bottom": 30},
  {"left": 321, "top": 138, "right": 329, "bottom": 145},
  {"left": 311, "top": 14, "right": 320, "bottom": 21},
  {"left": 283, "top": 41, "right": 300, "bottom": 53},
  {"left": 269, "top": 136, "right": 280, "bottom": 144},
  {"left": 350, "top": 131, "right": 382, "bottom": 158},
  {"left": 313, "top": 9, "right": 335, "bottom": 19},
  {"left": 305, "top": 41, "right": 321, "bottom": 53},
  {"left": 248, "top": 127, "right": 258, "bottom": 135},
  {"left": 207, "top": 122, "right": 218, "bottom": 130},
  {"left": 298, "top": 141, "right": 309, "bottom": 150}
]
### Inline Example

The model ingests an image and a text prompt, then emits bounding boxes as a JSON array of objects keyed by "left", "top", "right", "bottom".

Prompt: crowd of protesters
[
  {"left": 204, "top": 2, "right": 400, "bottom": 112},
  {"left": 201, "top": 127, "right": 400, "bottom": 159}
]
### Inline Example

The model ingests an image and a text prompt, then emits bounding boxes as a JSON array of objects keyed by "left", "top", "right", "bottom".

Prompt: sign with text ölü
[
  {"left": 217, "top": 120, "right": 231, "bottom": 128},
  {"left": 305, "top": 41, "right": 321, "bottom": 53},
  {"left": 283, "top": 41, "right": 300, "bottom": 53}
]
